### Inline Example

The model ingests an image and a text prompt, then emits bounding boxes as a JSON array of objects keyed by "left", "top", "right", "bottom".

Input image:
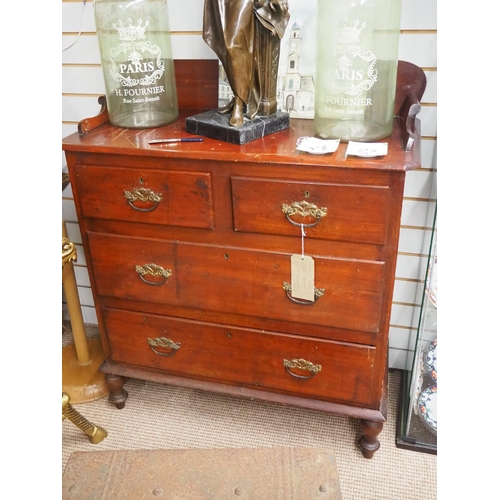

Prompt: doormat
[{"left": 62, "top": 447, "right": 342, "bottom": 499}]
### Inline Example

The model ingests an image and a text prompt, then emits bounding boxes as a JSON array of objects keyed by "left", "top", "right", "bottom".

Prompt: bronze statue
[{"left": 203, "top": 0, "right": 290, "bottom": 127}]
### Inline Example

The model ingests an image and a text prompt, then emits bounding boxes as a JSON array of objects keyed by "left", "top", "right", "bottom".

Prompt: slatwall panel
[{"left": 62, "top": 0, "right": 437, "bottom": 368}]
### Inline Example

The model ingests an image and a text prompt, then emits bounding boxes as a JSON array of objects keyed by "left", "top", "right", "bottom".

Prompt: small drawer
[
  {"left": 231, "top": 176, "right": 389, "bottom": 245},
  {"left": 74, "top": 164, "right": 214, "bottom": 229},
  {"left": 88, "top": 232, "right": 384, "bottom": 334},
  {"left": 103, "top": 308, "right": 377, "bottom": 406}
]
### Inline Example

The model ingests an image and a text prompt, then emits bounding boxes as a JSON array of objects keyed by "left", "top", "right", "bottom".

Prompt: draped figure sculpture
[{"left": 203, "top": 0, "right": 290, "bottom": 127}]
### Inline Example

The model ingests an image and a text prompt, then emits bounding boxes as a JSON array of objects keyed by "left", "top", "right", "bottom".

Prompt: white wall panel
[
  {"left": 82, "top": 305, "right": 98, "bottom": 324},
  {"left": 62, "top": 35, "right": 100, "bottom": 64},
  {"left": 400, "top": 0, "right": 437, "bottom": 30},
  {"left": 395, "top": 254, "right": 427, "bottom": 280},
  {"left": 169, "top": 0, "right": 204, "bottom": 31},
  {"left": 403, "top": 169, "right": 434, "bottom": 198},
  {"left": 388, "top": 348, "right": 408, "bottom": 370},
  {"left": 421, "top": 139, "right": 437, "bottom": 169},
  {"left": 397, "top": 228, "right": 432, "bottom": 254},
  {"left": 63, "top": 183, "right": 73, "bottom": 198},
  {"left": 401, "top": 199, "right": 434, "bottom": 227},
  {"left": 63, "top": 66, "right": 106, "bottom": 94},
  {"left": 392, "top": 279, "right": 419, "bottom": 305},
  {"left": 390, "top": 303, "right": 414, "bottom": 328},
  {"left": 389, "top": 326, "right": 412, "bottom": 350},
  {"left": 419, "top": 106, "right": 437, "bottom": 137},
  {"left": 62, "top": 198, "right": 78, "bottom": 222},
  {"left": 422, "top": 70, "right": 437, "bottom": 104},
  {"left": 74, "top": 266, "right": 91, "bottom": 288},
  {"left": 62, "top": 95, "right": 103, "bottom": 123},
  {"left": 398, "top": 34, "right": 437, "bottom": 67},
  {"left": 78, "top": 287, "right": 95, "bottom": 308},
  {"left": 62, "top": 2, "right": 95, "bottom": 32},
  {"left": 65, "top": 221, "right": 83, "bottom": 245},
  {"left": 62, "top": 124, "right": 78, "bottom": 140},
  {"left": 74, "top": 245, "right": 88, "bottom": 267}
]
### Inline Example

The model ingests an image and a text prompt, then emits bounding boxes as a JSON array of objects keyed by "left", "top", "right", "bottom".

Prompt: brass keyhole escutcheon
[
  {"left": 304, "top": 190, "right": 310, "bottom": 198},
  {"left": 139, "top": 177, "right": 144, "bottom": 184}
]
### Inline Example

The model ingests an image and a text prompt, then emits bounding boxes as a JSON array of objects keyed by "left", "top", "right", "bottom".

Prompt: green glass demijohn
[
  {"left": 314, "top": 0, "right": 402, "bottom": 142},
  {"left": 93, "top": 0, "right": 179, "bottom": 128}
]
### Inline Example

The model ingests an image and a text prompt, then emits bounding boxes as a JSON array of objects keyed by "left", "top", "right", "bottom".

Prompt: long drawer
[
  {"left": 88, "top": 232, "right": 384, "bottom": 334},
  {"left": 231, "top": 176, "right": 390, "bottom": 245},
  {"left": 73, "top": 164, "right": 214, "bottom": 229},
  {"left": 103, "top": 307, "right": 377, "bottom": 406}
]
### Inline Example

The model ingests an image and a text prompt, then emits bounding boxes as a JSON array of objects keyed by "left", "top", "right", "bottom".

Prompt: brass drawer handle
[
  {"left": 283, "top": 358, "right": 322, "bottom": 379},
  {"left": 147, "top": 337, "right": 181, "bottom": 357},
  {"left": 281, "top": 201, "right": 327, "bottom": 228},
  {"left": 124, "top": 187, "right": 163, "bottom": 212},
  {"left": 282, "top": 282, "right": 325, "bottom": 305},
  {"left": 136, "top": 263, "right": 172, "bottom": 286}
]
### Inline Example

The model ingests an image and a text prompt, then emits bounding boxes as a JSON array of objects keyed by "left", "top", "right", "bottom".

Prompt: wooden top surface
[{"left": 62, "top": 110, "right": 421, "bottom": 172}]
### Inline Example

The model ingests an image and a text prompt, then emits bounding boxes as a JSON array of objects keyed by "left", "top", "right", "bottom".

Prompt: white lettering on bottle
[
  {"left": 328, "top": 68, "right": 364, "bottom": 81},
  {"left": 119, "top": 86, "right": 165, "bottom": 97},
  {"left": 326, "top": 97, "right": 372, "bottom": 106},
  {"left": 326, "top": 18, "right": 378, "bottom": 98},
  {"left": 108, "top": 17, "right": 166, "bottom": 99},
  {"left": 118, "top": 61, "right": 155, "bottom": 74}
]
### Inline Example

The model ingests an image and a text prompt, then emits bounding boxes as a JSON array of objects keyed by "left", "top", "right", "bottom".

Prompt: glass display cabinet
[{"left": 397, "top": 206, "right": 437, "bottom": 454}]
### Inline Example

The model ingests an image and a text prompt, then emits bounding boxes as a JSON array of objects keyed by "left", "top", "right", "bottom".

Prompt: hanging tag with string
[{"left": 290, "top": 224, "right": 315, "bottom": 302}]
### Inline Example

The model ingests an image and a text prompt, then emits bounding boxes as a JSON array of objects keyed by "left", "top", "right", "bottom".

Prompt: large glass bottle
[
  {"left": 314, "top": 0, "right": 402, "bottom": 141},
  {"left": 93, "top": 0, "right": 179, "bottom": 128}
]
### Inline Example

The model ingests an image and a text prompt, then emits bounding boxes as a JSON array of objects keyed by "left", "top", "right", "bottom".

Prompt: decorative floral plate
[
  {"left": 417, "top": 385, "right": 437, "bottom": 434},
  {"left": 426, "top": 339, "right": 437, "bottom": 382}
]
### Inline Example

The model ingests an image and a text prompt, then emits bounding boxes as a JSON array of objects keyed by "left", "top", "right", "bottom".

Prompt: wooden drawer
[
  {"left": 73, "top": 164, "right": 214, "bottom": 229},
  {"left": 103, "top": 308, "right": 377, "bottom": 406},
  {"left": 88, "top": 232, "right": 384, "bottom": 334},
  {"left": 231, "top": 176, "right": 389, "bottom": 245}
]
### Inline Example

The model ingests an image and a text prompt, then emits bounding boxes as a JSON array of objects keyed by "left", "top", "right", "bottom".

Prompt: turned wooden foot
[
  {"left": 106, "top": 374, "right": 128, "bottom": 409},
  {"left": 358, "top": 419, "right": 384, "bottom": 459}
]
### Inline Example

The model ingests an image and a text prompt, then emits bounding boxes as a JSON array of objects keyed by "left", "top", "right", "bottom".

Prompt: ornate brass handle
[
  {"left": 147, "top": 337, "right": 181, "bottom": 357},
  {"left": 124, "top": 187, "right": 163, "bottom": 212},
  {"left": 62, "top": 237, "right": 77, "bottom": 268},
  {"left": 282, "top": 282, "right": 325, "bottom": 305},
  {"left": 136, "top": 263, "right": 172, "bottom": 286},
  {"left": 283, "top": 358, "right": 322, "bottom": 379},
  {"left": 281, "top": 201, "right": 327, "bottom": 228}
]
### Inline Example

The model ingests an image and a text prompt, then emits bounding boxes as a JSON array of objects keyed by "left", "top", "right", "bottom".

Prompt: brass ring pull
[
  {"left": 283, "top": 358, "right": 322, "bottom": 379},
  {"left": 282, "top": 282, "right": 325, "bottom": 305},
  {"left": 124, "top": 187, "right": 163, "bottom": 212},
  {"left": 281, "top": 201, "right": 327, "bottom": 228},
  {"left": 136, "top": 263, "right": 172, "bottom": 286},
  {"left": 147, "top": 337, "right": 181, "bottom": 357}
]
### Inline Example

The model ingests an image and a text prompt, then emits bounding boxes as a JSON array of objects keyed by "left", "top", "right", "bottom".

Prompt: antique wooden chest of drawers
[{"left": 63, "top": 104, "right": 421, "bottom": 458}]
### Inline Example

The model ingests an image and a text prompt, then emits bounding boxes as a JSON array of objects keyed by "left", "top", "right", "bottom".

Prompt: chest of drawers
[{"left": 63, "top": 104, "right": 421, "bottom": 458}]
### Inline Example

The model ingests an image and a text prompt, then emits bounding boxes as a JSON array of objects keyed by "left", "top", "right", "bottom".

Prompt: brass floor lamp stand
[{"left": 62, "top": 221, "right": 109, "bottom": 403}]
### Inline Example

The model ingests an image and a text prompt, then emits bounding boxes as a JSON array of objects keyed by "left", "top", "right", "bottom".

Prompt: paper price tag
[
  {"left": 296, "top": 136, "right": 340, "bottom": 155},
  {"left": 346, "top": 141, "right": 388, "bottom": 157},
  {"left": 291, "top": 254, "right": 315, "bottom": 302}
]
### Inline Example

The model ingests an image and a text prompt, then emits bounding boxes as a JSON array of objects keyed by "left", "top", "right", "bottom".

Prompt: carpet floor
[{"left": 62, "top": 323, "right": 437, "bottom": 500}]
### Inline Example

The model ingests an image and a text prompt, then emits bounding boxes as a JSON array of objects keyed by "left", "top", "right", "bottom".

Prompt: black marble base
[{"left": 185, "top": 110, "right": 290, "bottom": 145}]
